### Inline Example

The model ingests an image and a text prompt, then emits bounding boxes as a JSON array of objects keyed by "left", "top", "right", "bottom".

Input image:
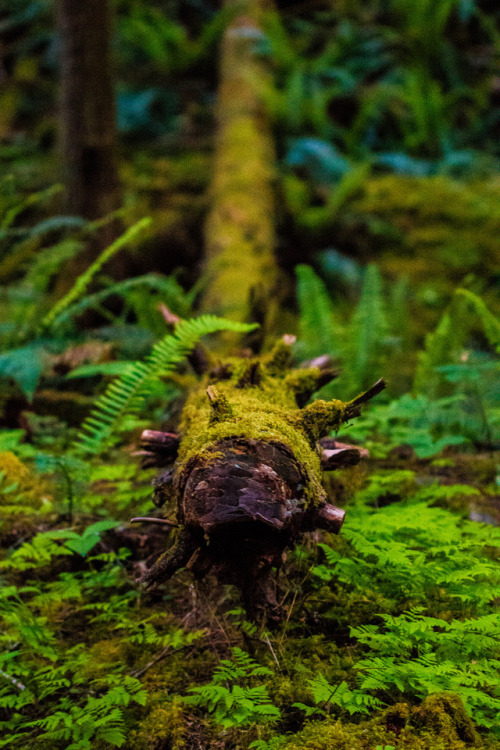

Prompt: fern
[
  {"left": 455, "top": 288, "right": 500, "bottom": 350},
  {"left": 347, "top": 263, "right": 388, "bottom": 393},
  {"left": 294, "top": 672, "right": 384, "bottom": 717},
  {"left": 184, "top": 648, "right": 281, "bottom": 730},
  {"left": 41, "top": 217, "right": 152, "bottom": 332},
  {"left": 351, "top": 608, "right": 500, "bottom": 729},
  {"left": 75, "top": 314, "right": 257, "bottom": 455},
  {"left": 414, "top": 287, "right": 500, "bottom": 396},
  {"left": 53, "top": 272, "right": 191, "bottom": 329},
  {"left": 296, "top": 264, "right": 341, "bottom": 360},
  {"left": 313, "top": 475, "right": 500, "bottom": 611}
]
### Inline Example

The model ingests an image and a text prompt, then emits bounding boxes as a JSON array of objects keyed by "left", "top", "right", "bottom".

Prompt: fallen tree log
[
  {"left": 137, "top": 336, "right": 385, "bottom": 624},
  {"left": 201, "top": 0, "right": 284, "bottom": 345}
]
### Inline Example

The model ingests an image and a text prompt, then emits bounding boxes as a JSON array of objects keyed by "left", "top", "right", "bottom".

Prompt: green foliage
[
  {"left": 295, "top": 263, "right": 395, "bottom": 398},
  {"left": 339, "top": 391, "right": 496, "bottom": 458},
  {"left": 347, "top": 264, "right": 388, "bottom": 391},
  {"left": 414, "top": 287, "right": 500, "bottom": 397},
  {"left": 351, "top": 608, "right": 500, "bottom": 730},
  {"left": 295, "top": 264, "right": 498, "bottom": 449},
  {"left": 76, "top": 314, "right": 258, "bottom": 455},
  {"left": 313, "top": 472, "right": 499, "bottom": 612},
  {"left": 263, "top": 1, "right": 498, "bottom": 168},
  {"left": 42, "top": 218, "right": 152, "bottom": 332},
  {"left": 1, "top": 5, "right": 500, "bottom": 749},
  {"left": 293, "top": 672, "right": 383, "bottom": 717},
  {"left": 295, "top": 264, "right": 341, "bottom": 361},
  {"left": 184, "top": 648, "right": 281, "bottom": 730}
]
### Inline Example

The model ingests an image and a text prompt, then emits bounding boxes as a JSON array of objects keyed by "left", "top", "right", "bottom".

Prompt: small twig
[
  {"left": 130, "top": 517, "right": 178, "bottom": 527},
  {"left": 158, "top": 302, "right": 182, "bottom": 327},
  {"left": 0, "top": 669, "right": 25, "bottom": 691},
  {"left": 129, "top": 643, "right": 200, "bottom": 679},
  {"left": 278, "top": 588, "right": 298, "bottom": 647},
  {"left": 263, "top": 634, "right": 280, "bottom": 671}
]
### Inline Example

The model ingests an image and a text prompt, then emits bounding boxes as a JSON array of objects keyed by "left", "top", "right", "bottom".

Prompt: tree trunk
[
  {"left": 58, "top": 0, "right": 121, "bottom": 250},
  {"left": 201, "top": 0, "right": 286, "bottom": 347}
]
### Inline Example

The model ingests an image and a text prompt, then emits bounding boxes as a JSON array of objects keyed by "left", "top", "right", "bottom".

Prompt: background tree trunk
[{"left": 58, "top": 0, "right": 121, "bottom": 251}]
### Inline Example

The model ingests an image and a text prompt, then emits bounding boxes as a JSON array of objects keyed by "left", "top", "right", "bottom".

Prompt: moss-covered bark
[{"left": 201, "top": 0, "right": 283, "bottom": 344}]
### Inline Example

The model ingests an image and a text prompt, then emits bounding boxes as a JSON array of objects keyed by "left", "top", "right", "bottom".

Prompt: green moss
[
  {"left": 200, "top": 1, "right": 287, "bottom": 342},
  {"left": 284, "top": 368, "right": 326, "bottom": 404},
  {"left": 128, "top": 698, "right": 187, "bottom": 750},
  {"left": 282, "top": 694, "right": 483, "bottom": 750},
  {"left": 0, "top": 451, "right": 53, "bottom": 515},
  {"left": 351, "top": 175, "right": 500, "bottom": 305},
  {"left": 293, "top": 399, "right": 347, "bottom": 444},
  {"left": 282, "top": 717, "right": 399, "bottom": 750},
  {"left": 178, "top": 381, "right": 326, "bottom": 507},
  {"left": 207, "top": 385, "right": 234, "bottom": 424},
  {"left": 412, "top": 692, "right": 480, "bottom": 746},
  {"left": 174, "top": 342, "right": 377, "bottom": 509},
  {"left": 178, "top": 357, "right": 329, "bottom": 508}
]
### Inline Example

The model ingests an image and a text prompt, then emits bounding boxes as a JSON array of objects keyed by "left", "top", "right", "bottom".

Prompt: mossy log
[
  {"left": 138, "top": 337, "right": 385, "bottom": 624},
  {"left": 201, "top": 0, "right": 283, "bottom": 344}
]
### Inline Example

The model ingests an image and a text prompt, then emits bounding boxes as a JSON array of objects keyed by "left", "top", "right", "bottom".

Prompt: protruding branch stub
[
  {"left": 299, "top": 378, "right": 387, "bottom": 442},
  {"left": 130, "top": 516, "right": 178, "bottom": 527},
  {"left": 263, "top": 335, "right": 295, "bottom": 376},
  {"left": 139, "top": 429, "right": 180, "bottom": 468},
  {"left": 207, "top": 385, "right": 233, "bottom": 424},
  {"left": 313, "top": 503, "right": 345, "bottom": 533},
  {"left": 320, "top": 447, "right": 361, "bottom": 470}
]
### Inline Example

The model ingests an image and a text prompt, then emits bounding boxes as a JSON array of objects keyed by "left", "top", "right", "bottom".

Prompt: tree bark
[
  {"left": 58, "top": 0, "right": 121, "bottom": 249},
  {"left": 201, "top": 0, "right": 285, "bottom": 347}
]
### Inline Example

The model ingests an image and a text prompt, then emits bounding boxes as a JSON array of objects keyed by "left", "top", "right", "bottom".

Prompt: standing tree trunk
[
  {"left": 201, "top": 0, "right": 286, "bottom": 348},
  {"left": 58, "top": 0, "right": 121, "bottom": 251}
]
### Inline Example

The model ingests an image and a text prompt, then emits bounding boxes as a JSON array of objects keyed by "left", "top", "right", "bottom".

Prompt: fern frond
[
  {"left": 41, "top": 217, "right": 152, "bottom": 332},
  {"left": 347, "top": 263, "right": 388, "bottom": 393},
  {"left": 455, "top": 288, "right": 500, "bottom": 349},
  {"left": 296, "top": 264, "right": 341, "bottom": 360},
  {"left": 53, "top": 273, "right": 189, "bottom": 327},
  {"left": 414, "top": 287, "right": 500, "bottom": 396},
  {"left": 75, "top": 315, "right": 258, "bottom": 455}
]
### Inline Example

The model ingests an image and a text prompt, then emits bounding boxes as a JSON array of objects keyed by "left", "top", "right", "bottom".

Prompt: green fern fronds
[
  {"left": 184, "top": 648, "right": 280, "bottom": 730},
  {"left": 347, "top": 263, "right": 388, "bottom": 394},
  {"left": 414, "top": 287, "right": 500, "bottom": 396},
  {"left": 41, "top": 217, "right": 152, "bottom": 332},
  {"left": 296, "top": 264, "right": 341, "bottom": 360},
  {"left": 455, "top": 288, "right": 500, "bottom": 349},
  {"left": 52, "top": 273, "right": 191, "bottom": 328},
  {"left": 75, "top": 315, "right": 258, "bottom": 455}
]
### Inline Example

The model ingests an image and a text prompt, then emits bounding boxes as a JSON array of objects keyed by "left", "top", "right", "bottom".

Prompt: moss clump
[
  {"left": 282, "top": 717, "right": 399, "bottom": 750},
  {"left": 294, "top": 399, "right": 347, "bottom": 444},
  {"left": 0, "top": 451, "right": 53, "bottom": 514},
  {"left": 283, "top": 694, "right": 483, "bottom": 750},
  {"left": 412, "top": 692, "right": 480, "bottom": 746},
  {"left": 128, "top": 698, "right": 187, "bottom": 750},
  {"left": 351, "top": 175, "right": 500, "bottom": 303}
]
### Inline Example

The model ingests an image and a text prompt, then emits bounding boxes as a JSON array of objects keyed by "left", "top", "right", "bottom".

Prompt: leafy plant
[
  {"left": 352, "top": 608, "right": 500, "bottom": 731},
  {"left": 312, "top": 472, "right": 499, "bottom": 614},
  {"left": 184, "top": 648, "right": 281, "bottom": 730},
  {"left": 414, "top": 287, "right": 500, "bottom": 398}
]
